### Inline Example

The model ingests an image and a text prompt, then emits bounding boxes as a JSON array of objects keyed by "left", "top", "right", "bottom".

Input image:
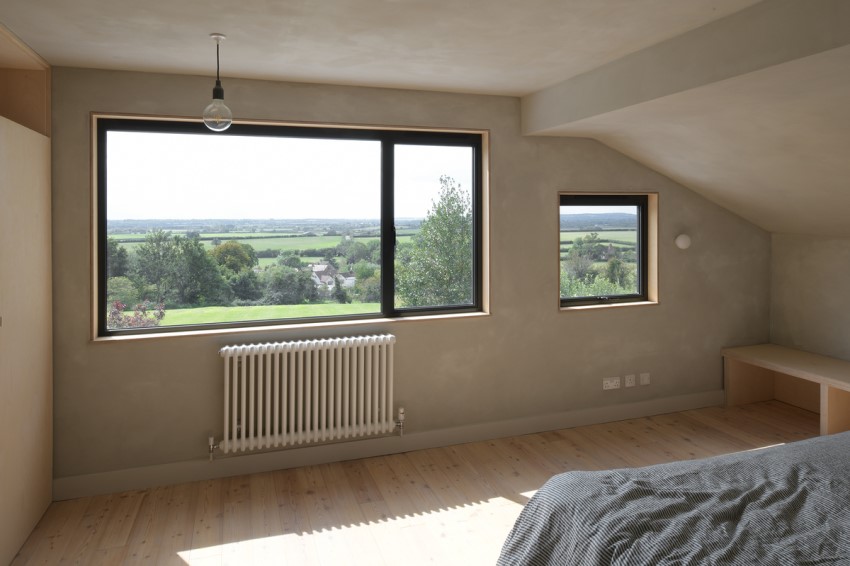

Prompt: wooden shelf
[{"left": 722, "top": 344, "right": 850, "bottom": 435}]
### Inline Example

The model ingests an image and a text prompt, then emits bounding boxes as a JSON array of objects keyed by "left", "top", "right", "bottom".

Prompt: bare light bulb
[
  {"left": 203, "top": 84, "right": 232, "bottom": 131},
  {"left": 203, "top": 33, "right": 232, "bottom": 132}
]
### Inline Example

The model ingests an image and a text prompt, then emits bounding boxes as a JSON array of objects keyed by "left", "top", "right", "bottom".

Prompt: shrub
[{"left": 107, "top": 300, "right": 165, "bottom": 328}]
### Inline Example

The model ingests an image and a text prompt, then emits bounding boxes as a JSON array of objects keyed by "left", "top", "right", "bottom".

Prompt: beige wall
[
  {"left": 771, "top": 234, "right": 850, "bottom": 360},
  {"left": 52, "top": 67, "right": 770, "bottom": 491},
  {"left": 0, "top": 116, "right": 52, "bottom": 564}
]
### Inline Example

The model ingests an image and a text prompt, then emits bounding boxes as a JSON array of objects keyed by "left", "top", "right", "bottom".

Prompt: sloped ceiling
[
  {"left": 527, "top": 45, "right": 850, "bottom": 236},
  {"left": 524, "top": 0, "right": 850, "bottom": 236},
  {"left": 1, "top": 0, "right": 847, "bottom": 236}
]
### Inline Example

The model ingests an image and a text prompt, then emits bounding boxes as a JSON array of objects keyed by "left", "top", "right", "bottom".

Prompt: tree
[
  {"left": 571, "top": 232, "right": 604, "bottom": 262},
  {"left": 353, "top": 260, "right": 376, "bottom": 281},
  {"left": 261, "top": 266, "right": 318, "bottom": 305},
  {"left": 322, "top": 252, "right": 339, "bottom": 269},
  {"left": 396, "top": 175, "right": 473, "bottom": 307},
  {"left": 210, "top": 240, "right": 258, "bottom": 273},
  {"left": 354, "top": 274, "right": 381, "bottom": 303},
  {"left": 563, "top": 247, "right": 595, "bottom": 283},
  {"left": 338, "top": 239, "right": 370, "bottom": 265},
  {"left": 133, "top": 231, "right": 230, "bottom": 307},
  {"left": 366, "top": 239, "right": 381, "bottom": 263},
  {"left": 560, "top": 266, "right": 627, "bottom": 298},
  {"left": 133, "top": 230, "right": 177, "bottom": 303},
  {"left": 227, "top": 269, "right": 262, "bottom": 301},
  {"left": 106, "top": 238, "right": 129, "bottom": 278},
  {"left": 170, "top": 235, "right": 229, "bottom": 305},
  {"left": 561, "top": 232, "right": 609, "bottom": 289},
  {"left": 277, "top": 251, "right": 303, "bottom": 268},
  {"left": 604, "top": 257, "right": 632, "bottom": 288},
  {"left": 333, "top": 282, "right": 351, "bottom": 304},
  {"left": 106, "top": 276, "right": 138, "bottom": 308}
]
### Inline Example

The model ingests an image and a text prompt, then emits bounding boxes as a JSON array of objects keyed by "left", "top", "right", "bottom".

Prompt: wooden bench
[{"left": 722, "top": 344, "right": 850, "bottom": 435}]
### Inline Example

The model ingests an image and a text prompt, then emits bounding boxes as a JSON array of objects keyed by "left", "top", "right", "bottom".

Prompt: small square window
[{"left": 559, "top": 194, "right": 648, "bottom": 307}]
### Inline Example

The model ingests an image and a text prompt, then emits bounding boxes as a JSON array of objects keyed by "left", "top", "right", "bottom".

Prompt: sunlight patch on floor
[
  {"left": 746, "top": 442, "right": 786, "bottom": 452},
  {"left": 177, "top": 495, "right": 526, "bottom": 565}
]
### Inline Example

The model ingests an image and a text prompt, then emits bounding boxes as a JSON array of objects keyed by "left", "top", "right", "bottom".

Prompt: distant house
[
  {"left": 311, "top": 262, "right": 337, "bottom": 278},
  {"left": 305, "top": 262, "right": 358, "bottom": 290},
  {"left": 308, "top": 262, "right": 340, "bottom": 289}
]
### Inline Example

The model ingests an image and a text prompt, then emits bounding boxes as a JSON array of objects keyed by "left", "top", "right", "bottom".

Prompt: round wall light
[{"left": 674, "top": 234, "right": 692, "bottom": 250}]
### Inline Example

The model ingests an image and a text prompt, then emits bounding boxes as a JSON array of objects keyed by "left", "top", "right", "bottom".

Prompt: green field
[
  {"left": 201, "top": 235, "right": 342, "bottom": 252},
  {"left": 560, "top": 230, "right": 636, "bottom": 244},
  {"left": 114, "top": 233, "right": 412, "bottom": 255},
  {"left": 112, "top": 231, "right": 301, "bottom": 239},
  {"left": 560, "top": 230, "right": 637, "bottom": 261},
  {"left": 116, "top": 234, "right": 342, "bottom": 253},
  {"left": 159, "top": 303, "right": 381, "bottom": 326},
  {"left": 257, "top": 255, "right": 343, "bottom": 268}
]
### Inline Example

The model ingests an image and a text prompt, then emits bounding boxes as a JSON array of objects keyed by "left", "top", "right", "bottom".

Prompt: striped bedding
[{"left": 498, "top": 432, "right": 850, "bottom": 565}]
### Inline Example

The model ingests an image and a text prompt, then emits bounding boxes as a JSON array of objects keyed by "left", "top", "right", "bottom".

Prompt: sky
[{"left": 106, "top": 131, "right": 473, "bottom": 220}]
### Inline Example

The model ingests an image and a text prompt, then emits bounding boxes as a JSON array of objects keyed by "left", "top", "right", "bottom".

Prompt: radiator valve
[
  {"left": 208, "top": 436, "right": 219, "bottom": 462},
  {"left": 396, "top": 407, "right": 406, "bottom": 436}
]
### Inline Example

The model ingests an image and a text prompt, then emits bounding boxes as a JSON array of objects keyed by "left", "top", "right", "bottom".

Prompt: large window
[
  {"left": 96, "top": 117, "right": 483, "bottom": 335},
  {"left": 559, "top": 194, "right": 648, "bottom": 307}
]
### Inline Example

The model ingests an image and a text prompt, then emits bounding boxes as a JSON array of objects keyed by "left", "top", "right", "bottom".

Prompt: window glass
[
  {"left": 559, "top": 195, "right": 647, "bottom": 306},
  {"left": 394, "top": 144, "right": 475, "bottom": 309},
  {"left": 97, "top": 119, "right": 483, "bottom": 335}
]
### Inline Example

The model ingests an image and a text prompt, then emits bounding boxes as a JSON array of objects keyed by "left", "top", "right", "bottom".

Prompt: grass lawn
[{"left": 160, "top": 302, "right": 381, "bottom": 326}]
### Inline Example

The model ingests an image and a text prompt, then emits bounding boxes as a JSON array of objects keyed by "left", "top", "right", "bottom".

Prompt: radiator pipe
[
  {"left": 208, "top": 436, "right": 219, "bottom": 462},
  {"left": 396, "top": 407, "right": 405, "bottom": 436}
]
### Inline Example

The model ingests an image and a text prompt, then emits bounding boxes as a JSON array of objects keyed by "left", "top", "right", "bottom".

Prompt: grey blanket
[{"left": 498, "top": 432, "right": 850, "bottom": 565}]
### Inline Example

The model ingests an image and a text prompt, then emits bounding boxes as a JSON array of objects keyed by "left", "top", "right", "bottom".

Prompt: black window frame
[
  {"left": 559, "top": 193, "right": 648, "bottom": 307},
  {"left": 95, "top": 117, "right": 484, "bottom": 336}
]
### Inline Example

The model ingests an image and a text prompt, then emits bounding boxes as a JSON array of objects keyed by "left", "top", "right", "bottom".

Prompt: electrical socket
[
  {"left": 602, "top": 377, "right": 621, "bottom": 390},
  {"left": 624, "top": 374, "right": 636, "bottom": 388},
  {"left": 639, "top": 372, "right": 651, "bottom": 386}
]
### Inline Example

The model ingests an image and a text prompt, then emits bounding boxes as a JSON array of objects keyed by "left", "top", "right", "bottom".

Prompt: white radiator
[{"left": 218, "top": 335, "right": 396, "bottom": 454}]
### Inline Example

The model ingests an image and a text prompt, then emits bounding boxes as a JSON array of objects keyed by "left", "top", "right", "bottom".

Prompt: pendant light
[{"left": 203, "top": 33, "right": 232, "bottom": 132}]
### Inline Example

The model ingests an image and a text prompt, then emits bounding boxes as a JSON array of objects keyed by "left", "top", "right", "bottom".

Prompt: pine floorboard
[{"left": 12, "top": 400, "right": 819, "bottom": 565}]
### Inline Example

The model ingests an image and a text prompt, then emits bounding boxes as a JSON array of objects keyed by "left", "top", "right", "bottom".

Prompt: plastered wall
[
  {"left": 51, "top": 67, "right": 770, "bottom": 491},
  {"left": 771, "top": 234, "right": 850, "bottom": 360}
]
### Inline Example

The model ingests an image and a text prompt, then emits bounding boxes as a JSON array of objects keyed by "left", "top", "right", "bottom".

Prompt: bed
[{"left": 497, "top": 432, "right": 850, "bottom": 565}]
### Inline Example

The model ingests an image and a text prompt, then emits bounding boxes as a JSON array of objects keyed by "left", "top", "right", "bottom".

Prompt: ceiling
[
  {"left": 1, "top": 0, "right": 848, "bottom": 236},
  {"left": 0, "top": 0, "right": 758, "bottom": 95}
]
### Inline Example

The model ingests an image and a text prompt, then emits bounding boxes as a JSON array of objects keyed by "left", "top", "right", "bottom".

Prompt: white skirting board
[{"left": 53, "top": 390, "right": 724, "bottom": 500}]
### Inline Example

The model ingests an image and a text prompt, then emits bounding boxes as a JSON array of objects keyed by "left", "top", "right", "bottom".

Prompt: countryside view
[
  {"left": 105, "top": 175, "right": 474, "bottom": 329},
  {"left": 559, "top": 208, "right": 640, "bottom": 300},
  {"left": 106, "top": 200, "right": 637, "bottom": 329},
  {"left": 103, "top": 130, "right": 636, "bottom": 329}
]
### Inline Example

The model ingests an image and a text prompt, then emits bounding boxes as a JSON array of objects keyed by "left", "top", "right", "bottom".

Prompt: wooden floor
[{"left": 13, "top": 401, "right": 818, "bottom": 566}]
